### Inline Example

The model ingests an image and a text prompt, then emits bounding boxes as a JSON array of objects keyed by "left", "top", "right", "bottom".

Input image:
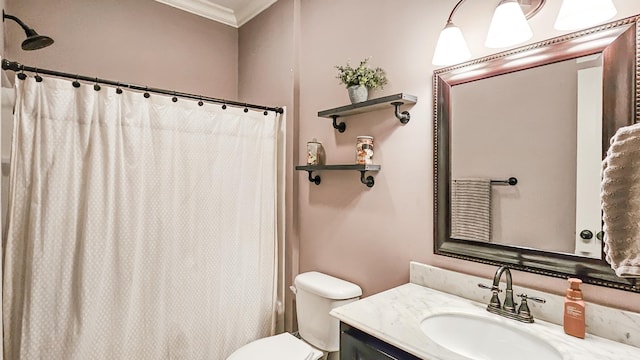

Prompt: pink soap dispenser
[{"left": 564, "top": 278, "right": 586, "bottom": 338}]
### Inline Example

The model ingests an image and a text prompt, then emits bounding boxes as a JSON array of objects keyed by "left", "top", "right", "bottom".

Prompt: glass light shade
[
  {"left": 432, "top": 23, "right": 471, "bottom": 66},
  {"left": 485, "top": 0, "right": 533, "bottom": 48},
  {"left": 554, "top": 0, "right": 617, "bottom": 31}
]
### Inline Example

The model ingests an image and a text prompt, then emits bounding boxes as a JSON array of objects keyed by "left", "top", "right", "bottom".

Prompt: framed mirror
[{"left": 433, "top": 15, "right": 639, "bottom": 292}]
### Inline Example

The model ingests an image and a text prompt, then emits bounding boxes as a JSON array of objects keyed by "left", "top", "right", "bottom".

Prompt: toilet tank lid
[{"left": 294, "top": 271, "right": 362, "bottom": 300}]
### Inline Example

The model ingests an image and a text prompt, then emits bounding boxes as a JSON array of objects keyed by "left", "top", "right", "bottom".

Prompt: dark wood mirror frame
[{"left": 433, "top": 16, "right": 639, "bottom": 292}]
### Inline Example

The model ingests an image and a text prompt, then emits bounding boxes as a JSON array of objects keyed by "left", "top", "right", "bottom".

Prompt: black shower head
[
  {"left": 3, "top": 11, "right": 54, "bottom": 51},
  {"left": 21, "top": 28, "right": 54, "bottom": 50}
]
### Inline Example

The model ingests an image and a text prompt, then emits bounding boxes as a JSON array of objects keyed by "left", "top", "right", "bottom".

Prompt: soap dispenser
[{"left": 564, "top": 278, "right": 586, "bottom": 338}]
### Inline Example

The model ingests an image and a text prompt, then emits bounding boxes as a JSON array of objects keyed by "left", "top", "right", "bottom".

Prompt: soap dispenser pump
[{"left": 564, "top": 278, "right": 586, "bottom": 338}]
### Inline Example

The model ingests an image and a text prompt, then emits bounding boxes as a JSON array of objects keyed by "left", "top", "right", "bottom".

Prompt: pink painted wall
[
  {"left": 296, "top": 0, "right": 432, "bottom": 297},
  {"left": 240, "top": 0, "right": 640, "bottom": 315},
  {"left": 4, "top": 0, "right": 238, "bottom": 98}
]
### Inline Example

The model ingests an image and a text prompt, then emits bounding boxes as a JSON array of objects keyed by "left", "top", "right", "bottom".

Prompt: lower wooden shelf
[{"left": 295, "top": 164, "right": 381, "bottom": 188}]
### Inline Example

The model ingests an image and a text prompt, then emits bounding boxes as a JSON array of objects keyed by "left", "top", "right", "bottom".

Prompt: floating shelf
[
  {"left": 295, "top": 164, "right": 381, "bottom": 188},
  {"left": 318, "top": 93, "right": 417, "bottom": 133}
]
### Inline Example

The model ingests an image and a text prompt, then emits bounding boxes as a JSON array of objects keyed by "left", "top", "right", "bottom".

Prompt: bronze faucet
[{"left": 478, "top": 266, "right": 545, "bottom": 323}]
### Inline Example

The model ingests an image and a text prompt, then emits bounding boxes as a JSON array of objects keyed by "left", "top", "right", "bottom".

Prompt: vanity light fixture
[
  {"left": 432, "top": 0, "right": 537, "bottom": 66},
  {"left": 433, "top": 0, "right": 620, "bottom": 67},
  {"left": 554, "top": 0, "right": 617, "bottom": 31}
]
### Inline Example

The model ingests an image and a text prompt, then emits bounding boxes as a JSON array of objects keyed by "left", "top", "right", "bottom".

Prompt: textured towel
[
  {"left": 451, "top": 179, "right": 492, "bottom": 242},
  {"left": 601, "top": 122, "right": 640, "bottom": 278}
]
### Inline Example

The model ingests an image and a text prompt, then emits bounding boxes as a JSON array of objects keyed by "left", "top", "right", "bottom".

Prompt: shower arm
[{"left": 3, "top": 11, "right": 32, "bottom": 33}]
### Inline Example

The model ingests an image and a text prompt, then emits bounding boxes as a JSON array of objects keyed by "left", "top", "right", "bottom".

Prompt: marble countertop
[{"left": 330, "top": 283, "right": 640, "bottom": 360}]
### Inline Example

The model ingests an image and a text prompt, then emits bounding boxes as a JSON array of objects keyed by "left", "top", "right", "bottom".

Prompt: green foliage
[{"left": 335, "top": 58, "right": 388, "bottom": 89}]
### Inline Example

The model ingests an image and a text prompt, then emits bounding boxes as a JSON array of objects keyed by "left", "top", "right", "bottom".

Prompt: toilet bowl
[{"left": 226, "top": 271, "right": 362, "bottom": 360}]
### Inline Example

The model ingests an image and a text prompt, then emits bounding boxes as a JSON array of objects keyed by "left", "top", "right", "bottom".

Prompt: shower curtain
[{"left": 3, "top": 75, "right": 284, "bottom": 359}]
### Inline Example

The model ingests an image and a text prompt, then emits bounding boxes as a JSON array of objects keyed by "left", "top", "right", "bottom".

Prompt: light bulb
[
  {"left": 554, "top": 0, "right": 617, "bottom": 31},
  {"left": 432, "top": 22, "right": 471, "bottom": 66},
  {"left": 485, "top": 0, "right": 533, "bottom": 48}
]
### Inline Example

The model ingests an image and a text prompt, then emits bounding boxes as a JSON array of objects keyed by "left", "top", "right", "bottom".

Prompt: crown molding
[
  {"left": 235, "top": 0, "right": 278, "bottom": 27},
  {"left": 155, "top": 0, "right": 236, "bottom": 27},
  {"left": 155, "top": 0, "right": 277, "bottom": 28}
]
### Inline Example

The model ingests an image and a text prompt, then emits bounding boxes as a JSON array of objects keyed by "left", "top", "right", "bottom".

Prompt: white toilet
[{"left": 227, "top": 271, "right": 362, "bottom": 360}]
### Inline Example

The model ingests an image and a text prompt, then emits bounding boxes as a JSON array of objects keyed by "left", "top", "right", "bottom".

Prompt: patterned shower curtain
[{"left": 3, "top": 74, "right": 283, "bottom": 359}]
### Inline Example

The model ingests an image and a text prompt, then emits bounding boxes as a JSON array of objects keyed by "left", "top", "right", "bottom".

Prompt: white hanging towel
[
  {"left": 601, "top": 122, "right": 640, "bottom": 278},
  {"left": 451, "top": 178, "right": 492, "bottom": 242}
]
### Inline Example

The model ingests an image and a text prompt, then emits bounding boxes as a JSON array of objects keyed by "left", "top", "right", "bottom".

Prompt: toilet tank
[{"left": 294, "top": 271, "right": 362, "bottom": 352}]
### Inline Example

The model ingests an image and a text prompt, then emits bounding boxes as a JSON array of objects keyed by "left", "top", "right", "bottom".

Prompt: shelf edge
[
  {"left": 318, "top": 93, "right": 417, "bottom": 118},
  {"left": 295, "top": 164, "right": 381, "bottom": 171}
]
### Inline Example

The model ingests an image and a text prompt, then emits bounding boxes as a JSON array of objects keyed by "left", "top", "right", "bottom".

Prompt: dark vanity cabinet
[{"left": 340, "top": 323, "right": 422, "bottom": 360}]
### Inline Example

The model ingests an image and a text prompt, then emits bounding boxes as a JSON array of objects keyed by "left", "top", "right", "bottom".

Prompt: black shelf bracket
[
  {"left": 332, "top": 115, "right": 346, "bottom": 133},
  {"left": 360, "top": 171, "right": 375, "bottom": 188},
  {"left": 391, "top": 101, "right": 410, "bottom": 124},
  {"left": 306, "top": 171, "right": 321, "bottom": 185}
]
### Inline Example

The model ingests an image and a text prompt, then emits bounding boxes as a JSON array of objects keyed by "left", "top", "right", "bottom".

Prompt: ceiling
[{"left": 154, "top": 0, "right": 278, "bottom": 28}]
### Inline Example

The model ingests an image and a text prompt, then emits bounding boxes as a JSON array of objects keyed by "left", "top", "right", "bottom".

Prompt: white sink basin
[{"left": 420, "top": 313, "right": 563, "bottom": 360}]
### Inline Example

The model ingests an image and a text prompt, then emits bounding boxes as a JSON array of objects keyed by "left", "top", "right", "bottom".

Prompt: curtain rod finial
[{"left": 2, "top": 59, "right": 21, "bottom": 71}]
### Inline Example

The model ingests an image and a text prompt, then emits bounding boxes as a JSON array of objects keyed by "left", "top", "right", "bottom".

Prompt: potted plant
[{"left": 335, "top": 57, "right": 388, "bottom": 104}]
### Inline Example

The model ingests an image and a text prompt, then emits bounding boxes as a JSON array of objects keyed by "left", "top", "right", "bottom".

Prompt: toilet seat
[{"left": 226, "top": 332, "right": 324, "bottom": 360}]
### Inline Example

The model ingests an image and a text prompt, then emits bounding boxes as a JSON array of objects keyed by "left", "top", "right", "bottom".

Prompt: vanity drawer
[{"left": 340, "top": 322, "right": 422, "bottom": 360}]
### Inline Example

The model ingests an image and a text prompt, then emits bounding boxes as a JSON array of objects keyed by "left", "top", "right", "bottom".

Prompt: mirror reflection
[{"left": 450, "top": 54, "right": 603, "bottom": 259}]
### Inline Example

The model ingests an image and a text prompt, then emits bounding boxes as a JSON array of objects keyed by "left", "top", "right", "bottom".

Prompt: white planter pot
[{"left": 348, "top": 85, "right": 368, "bottom": 104}]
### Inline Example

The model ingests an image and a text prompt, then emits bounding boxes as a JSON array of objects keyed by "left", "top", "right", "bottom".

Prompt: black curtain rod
[{"left": 1, "top": 59, "right": 284, "bottom": 114}]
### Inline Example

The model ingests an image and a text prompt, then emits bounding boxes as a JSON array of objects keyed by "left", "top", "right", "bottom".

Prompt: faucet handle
[
  {"left": 516, "top": 294, "right": 545, "bottom": 323},
  {"left": 479, "top": 283, "right": 502, "bottom": 309},
  {"left": 478, "top": 283, "right": 502, "bottom": 292},
  {"left": 517, "top": 293, "right": 546, "bottom": 303}
]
